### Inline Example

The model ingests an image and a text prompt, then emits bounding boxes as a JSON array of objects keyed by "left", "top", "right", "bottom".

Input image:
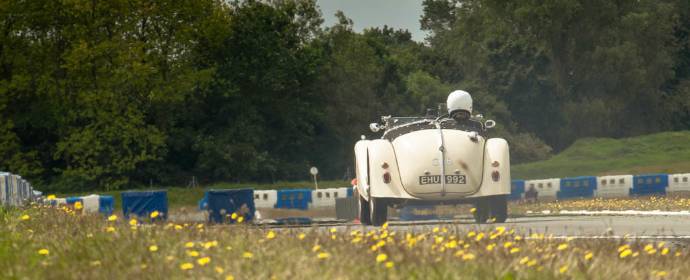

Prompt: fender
[
  {"left": 468, "top": 138, "right": 511, "bottom": 197},
  {"left": 354, "top": 140, "right": 370, "bottom": 200},
  {"left": 367, "top": 140, "right": 416, "bottom": 200}
]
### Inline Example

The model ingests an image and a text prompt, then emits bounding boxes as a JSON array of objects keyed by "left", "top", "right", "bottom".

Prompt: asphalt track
[
  {"left": 379, "top": 215, "right": 690, "bottom": 237},
  {"left": 172, "top": 211, "right": 690, "bottom": 240},
  {"left": 260, "top": 215, "right": 690, "bottom": 241}
]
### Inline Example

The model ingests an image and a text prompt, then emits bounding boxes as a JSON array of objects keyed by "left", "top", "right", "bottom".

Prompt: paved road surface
[{"left": 172, "top": 210, "right": 690, "bottom": 238}]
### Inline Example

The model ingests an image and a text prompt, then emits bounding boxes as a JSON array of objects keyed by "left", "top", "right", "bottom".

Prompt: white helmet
[{"left": 446, "top": 90, "right": 472, "bottom": 115}]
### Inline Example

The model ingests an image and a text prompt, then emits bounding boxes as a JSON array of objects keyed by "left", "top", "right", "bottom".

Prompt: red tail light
[
  {"left": 383, "top": 172, "right": 391, "bottom": 183},
  {"left": 491, "top": 171, "right": 500, "bottom": 182}
]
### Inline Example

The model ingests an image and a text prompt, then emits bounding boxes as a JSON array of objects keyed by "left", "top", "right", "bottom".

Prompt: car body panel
[{"left": 354, "top": 123, "right": 510, "bottom": 203}]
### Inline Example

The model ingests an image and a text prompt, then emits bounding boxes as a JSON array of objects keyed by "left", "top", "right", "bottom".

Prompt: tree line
[{"left": 1, "top": 0, "right": 688, "bottom": 191}]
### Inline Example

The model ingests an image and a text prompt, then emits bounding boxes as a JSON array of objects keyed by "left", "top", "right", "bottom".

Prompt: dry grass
[
  {"left": 2, "top": 204, "right": 690, "bottom": 279},
  {"left": 510, "top": 196, "right": 690, "bottom": 215}
]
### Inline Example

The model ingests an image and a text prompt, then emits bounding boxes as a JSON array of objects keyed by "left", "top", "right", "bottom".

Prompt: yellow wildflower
[
  {"left": 510, "top": 247, "right": 521, "bottom": 254},
  {"left": 129, "top": 219, "right": 138, "bottom": 226},
  {"left": 106, "top": 226, "right": 116, "bottom": 233},
  {"left": 266, "top": 231, "right": 276, "bottom": 240},
  {"left": 174, "top": 225, "right": 183, "bottom": 230},
  {"left": 197, "top": 257, "right": 211, "bottom": 266},
  {"left": 187, "top": 250, "right": 200, "bottom": 257},
  {"left": 317, "top": 252, "right": 330, "bottom": 259},
  {"left": 231, "top": 213, "right": 238, "bottom": 220},
  {"left": 150, "top": 211, "right": 160, "bottom": 219},
  {"left": 107, "top": 215, "right": 118, "bottom": 222},
  {"left": 376, "top": 253, "right": 388, "bottom": 263},
  {"left": 462, "top": 253, "right": 475, "bottom": 261},
  {"left": 519, "top": 257, "right": 529, "bottom": 265},
  {"left": 619, "top": 249, "right": 632, "bottom": 258},
  {"left": 237, "top": 216, "right": 244, "bottom": 223},
  {"left": 382, "top": 222, "right": 389, "bottom": 229},
  {"left": 215, "top": 266, "right": 224, "bottom": 274},
  {"left": 559, "top": 265, "right": 568, "bottom": 274},
  {"left": 180, "top": 263, "right": 194, "bottom": 270},
  {"left": 486, "top": 244, "right": 496, "bottom": 251},
  {"left": 242, "top": 252, "right": 253, "bottom": 259},
  {"left": 352, "top": 237, "right": 362, "bottom": 244},
  {"left": 661, "top": 248, "right": 669, "bottom": 255},
  {"left": 330, "top": 228, "right": 337, "bottom": 233},
  {"left": 470, "top": 207, "right": 476, "bottom": 213},
  {"left": 503, "top": 242, "right": 513, "bottom": 248},
  {"left": 385, "top": 261, "right": 394, "bottom": 268},
  {"left": 185, "top": 242, "right": 195, "bottom": 248},
  {"left": 644, "top": 244, "right": 654, "bottom": 251},
  {"left": 226, "top": 275, "right": 235, "bottom": 280},
  {"left": 298, "top": 233, "right": 306, "bottom": 240},
  {"left": 74, "top": 201, "right": 83, "bottom": 210},
  {"left": 656, "top": 271, "right": 668, "bottom": 277},
  {"left": 20, "top": 214, "right": 30, "bottom": 221},
  {"left": 557, "top": 243, "right": 568, "bottom": 251},
  {"left": 475, "top": 232, "right": 485, "bottom": 241},
  {"left": 204, "top": 241, "right": 218, "bottom": 249},
  {"left": 149, "top": 245, "right": 158, "bottom": 252},
  {"left": 38, "top": 249, "right": 49, "bottom": 255},
  {"left": 312, "top": 245, "right": 321, "bottom": 252},
  {"left": 584, "top": 252, "right": 593, "bottom": 261}
]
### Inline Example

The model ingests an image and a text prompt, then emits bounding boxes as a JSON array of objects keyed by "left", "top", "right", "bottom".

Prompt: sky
[{"left": 317, "top": 0, "right": 427, "bottom": 42}]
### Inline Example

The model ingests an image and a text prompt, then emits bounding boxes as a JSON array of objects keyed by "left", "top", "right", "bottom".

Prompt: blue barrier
[
  {"left": 400, "top": 205, "right": 437, "bottom": 221},
  {"left": 275, "top": 189, "right": 312, "bottom": 210},
  {"left": 509, "top": 180, "right": 525, "bottom": 200},
  {"left": 346, "top": 188, "right": 354, "bottom": 197},
  {"left": 631, "top": 174, "right": 668, "bottom": 196},
  {"left": 206, "top": 189, "right": 255, "bottom": 223},
  {"left": 121, "top": 190, "right": 168, "bottom": 220},
  {"left": 198, "top": 192, "right": 209, "bottom": 211},
  {"left": 98, "top": 195, "right": 114, "bottom": 215},
  {"left": 65, "top": 196, "right": 83, "bottom": 206},
  {"left": 558, "top": 176, "right": 596, "bottom": 200}
]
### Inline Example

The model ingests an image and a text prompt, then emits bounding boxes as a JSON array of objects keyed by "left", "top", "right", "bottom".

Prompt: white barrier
[
  {"left": 0, "top": 173, "right": 8, "bottom": 205},
  {"left": 669, "top": 173, "right": 690, "bottom": 193},
  {"left": 595, "top": 175, "right": 633, "bottom": 197},
  {"left": 525, "top": 178, "right": 560, "bottom": 198},
  {"left": 82, "top": 194, "right": 101, "bottom": 213},
  {"left": 253, "top": 190, "right": 278, "bottom": 208},
  {"left": 312, "top": 188, "right": 346, "bottom": 208}
]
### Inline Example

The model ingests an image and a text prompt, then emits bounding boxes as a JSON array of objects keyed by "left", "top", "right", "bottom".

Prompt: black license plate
[{"left": 419, "top": 175, "right": 466, "bottom": 185}]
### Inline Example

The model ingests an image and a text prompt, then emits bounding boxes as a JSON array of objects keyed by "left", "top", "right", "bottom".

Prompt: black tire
[
  {"left": 473, "top": 198, "right": 490, "bottom": 224},
  {"left": 370, "top": 197, "right": 388, "bottom": 226},
  {"left": 473, "top": 195, "right": 508, "bottom": 224},
  {"left": 490, "top": 195, "right": 508, "bottom": 223},
  {"left": 358, "top": 195, "right": 371, "bottom": 225}
]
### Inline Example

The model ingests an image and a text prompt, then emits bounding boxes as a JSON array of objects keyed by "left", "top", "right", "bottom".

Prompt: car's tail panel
[{"left": 392, "top": 129, "right": 485, "bottom": 197}]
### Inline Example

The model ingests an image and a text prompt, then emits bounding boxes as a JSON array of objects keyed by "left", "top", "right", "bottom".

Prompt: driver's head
[{"left": 446, "top": 90, "right": 472, "bottom": 120}]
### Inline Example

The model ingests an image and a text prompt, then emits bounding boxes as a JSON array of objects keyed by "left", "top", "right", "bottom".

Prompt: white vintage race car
[{"left": 353, "top": 93, "right": 511, "bottom": 226}]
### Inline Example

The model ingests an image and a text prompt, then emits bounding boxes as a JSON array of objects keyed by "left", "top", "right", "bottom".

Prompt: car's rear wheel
[
  {"left": 473, "top": 195, "right": 508, "bottom": 223},
  {"left": 370, "top": 197, "right": 388, "bottom": 226},
  {"left": 358, "top": 194, "right": 371, "bottom": 225}
]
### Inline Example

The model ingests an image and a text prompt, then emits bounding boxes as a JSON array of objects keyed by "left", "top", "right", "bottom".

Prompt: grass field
[
  {"left": 3, "top": 204, "right": 689, "bottom": 279},
  {"left": 510, "top": 196, "right": 690, "bottom": 215},
  {"left": 512, "top": 131, "right": 690, "bottom": 179}
]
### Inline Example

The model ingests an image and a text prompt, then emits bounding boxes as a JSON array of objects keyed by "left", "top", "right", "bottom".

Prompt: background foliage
[{"left": 1, "top": 0, "right": 688, "bottom": 191}]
